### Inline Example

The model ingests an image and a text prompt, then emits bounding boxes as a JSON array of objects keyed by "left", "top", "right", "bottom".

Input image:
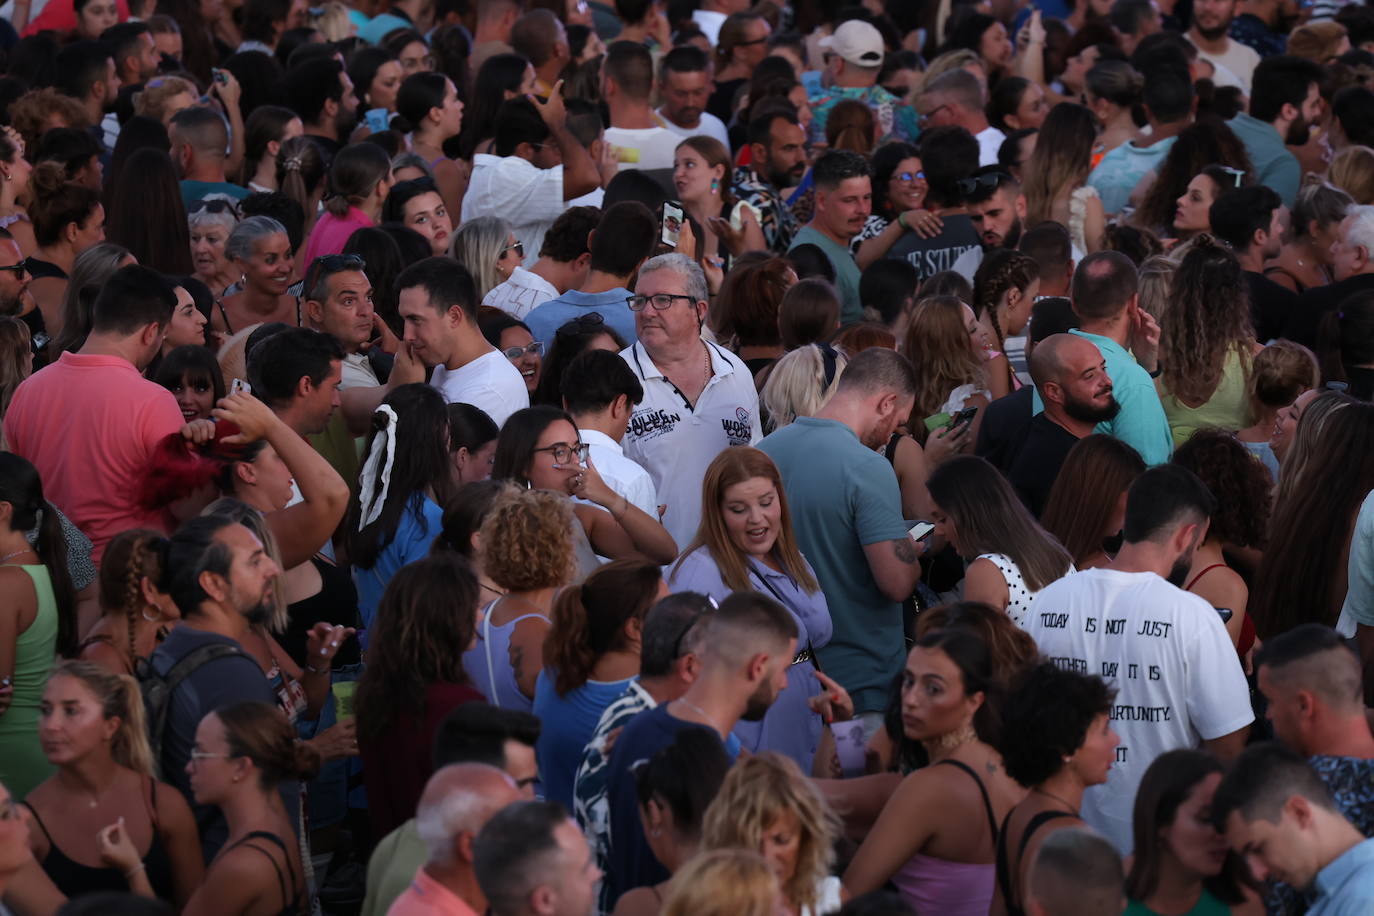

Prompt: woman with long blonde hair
[
  {"left": 1021, "top": 103, "right": 1105, "bottom": 254},
  {"left": 20, "top": 661, "right": 203, "bottom": 905},
  {"left": 902, "top": 295, "right": 989, "bottom": 438},
  {"left": 701, "top": 752, "right": 844, "bottom": 916}
]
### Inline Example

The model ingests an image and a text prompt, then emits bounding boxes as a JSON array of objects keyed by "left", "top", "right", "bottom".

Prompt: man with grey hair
[
  {"left": 386, "top": 763, "right": 523, "bottom": 915},
  {"left": 1287, "top": 204, "right": 1374, "bottom": 347},
  {"left": 1026, "top": 827, "right": 1126, "bottom": 916},
  {"left": 620, "top": 252, "right": 761, "bottom": 547},
  {"left": 475, "top": 800, "right": 601, "bottom": 916},
  {"left": 917, "top": 69, "right": 1004, "bottom": 166}
]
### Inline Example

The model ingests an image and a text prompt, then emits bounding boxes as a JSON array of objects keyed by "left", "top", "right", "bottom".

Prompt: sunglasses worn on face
[
  {"left": 894, "top": 170, "right": 925, "bottom": 183},
  {"left": 503, "top": 341, "right": 545, "bottom": 359},
  {"left": 500, "top": 241, "right": 525, "bottom": 258}
]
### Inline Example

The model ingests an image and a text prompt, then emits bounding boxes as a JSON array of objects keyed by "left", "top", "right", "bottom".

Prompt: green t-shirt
[
  {"left": 1124, "top": 888, "right": 1230, "bottom": 916},
  {"left": 789, "top": 225, "right": 864, "bottom": 327}
]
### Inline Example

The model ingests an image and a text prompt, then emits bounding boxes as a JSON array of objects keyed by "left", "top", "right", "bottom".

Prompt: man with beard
[
  {"left": 953, "top": 169, "right": 1026, "bottom": 282},
  {"left": 656, "top": 46, "right": 730, "bottom": 151},
  {"left": 148, "top": 514, "right": 346, "bottom": 857},
  {"left": 600, "top": 592, "right": 797, "bottom": 907},
  {"left": 1211, "top": 186, "right": 1295, "bottom": 343},
  {"left": 1187, "top": 0, "right": 1261, "bottom": 91},
  {"left": 1025, "top": 464, "right": 1253, "bottom": 853},
  {"left": 0, "top": 228, "right": 32, "bottom": 318},
  {"left": 286, "top": 57, "right": 359, "bottom": 169},
  {"left": 759, "top": 348, "right": 922, "bottom": 734},
  {"left": 1228, "top": 55, "right": 1323, "bottom": 208},
  {"left": 54, "top": 41, "right": 121, "bottom": 155},
  {"left": 789, "top": 149, "right": 872, "bottom": 325},
  {"left": 1009, "top": 334, "right": 1118, "bottom": 516},
  {"left": 734, "top": 109, "right": 808, "bottom": 255}
]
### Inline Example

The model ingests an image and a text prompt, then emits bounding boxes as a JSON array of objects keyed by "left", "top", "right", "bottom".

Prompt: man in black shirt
[
  {"left": 1284, "top": 205, "right": 1374, "bottom": 347},
  {"left": 1211, "top": 185, "right": 1295, "bottom": 343},
  {"left": 1008, "top": 333, "right": 1119, "bottom": 516}
]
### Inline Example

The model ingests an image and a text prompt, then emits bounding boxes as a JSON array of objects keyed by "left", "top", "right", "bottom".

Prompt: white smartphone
[
  {"left": 909, "top": 521, "right": 935, "bottom": 541},
  {"left": 661, "top": 201, "right": 684, "bottom": 246},
  {"left": 230, "top": 378, "right": 251, "bottom": 395}
]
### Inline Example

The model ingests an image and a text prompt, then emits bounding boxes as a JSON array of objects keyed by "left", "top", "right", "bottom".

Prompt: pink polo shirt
[
  {"left": 3, "top": 352, "right": 184, "bottom": 564},
  {"left": 385, "top": 868, "right": 480, "bottom": 916}
]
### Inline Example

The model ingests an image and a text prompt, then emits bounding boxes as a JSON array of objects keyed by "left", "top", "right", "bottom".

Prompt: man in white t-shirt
[
  {"left": 602, "top": 40, "right": 681, "bottom": 172},
  {"left": 656, "top": 46, "right": 731, "bottom": 150},
  {"left": 564, "top": 348, "right": 658, "bottom": 517},
  {"left": 461, "top": 88, "right": 603, "bottom": 261},
  {"left": 690, "top": 0, "right": 746, "bottom": 46},
  {"left": 396, "top": 256, "right": 529, "bottom": 428},
  {"left": 916, "top": 69, "right": 1004, "bottom": 167},
  {"left": 1025, "top": 464, "right": 1253, "bottom": 853},
  {"left": 1187, "top": 0, "right": 1260, "bottom": 92},
  {"left": 620, "top": 253, "right": 761, "bottom": 547}
]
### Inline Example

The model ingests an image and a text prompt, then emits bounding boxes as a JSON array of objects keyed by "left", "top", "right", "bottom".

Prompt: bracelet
[
  {"left": 126, "top": 862, "right": 147, "bottom": 879},
  {"left": 304, "top": 664, "right": 330, "bottom": 675},
  {"left": 612, "top": 496, "right": 629, "bottom": 520},
  {"left": 1148, "top": 365, "right": 1163, "bottom": 379},
  {"left": 897, "top": 211, "right": 910, "bottom": 231}
]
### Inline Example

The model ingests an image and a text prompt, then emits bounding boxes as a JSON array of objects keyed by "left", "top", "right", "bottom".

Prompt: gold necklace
[{"left": 925, "top": 721, "right": 977, "bottom": 753}]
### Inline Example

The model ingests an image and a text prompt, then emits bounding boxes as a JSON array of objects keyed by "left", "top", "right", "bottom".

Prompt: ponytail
[
  {"left": 544, "top": 559, "right": 663, "bottom": 696},
  {"left": 36, "top": 500, "right": 75, "bottom": 658},
  {"left": 50, "top": 660, "right": 156, "bottom": 777},
  {"left": 323, "top": 143, "right": 392, "bottom": 218}
]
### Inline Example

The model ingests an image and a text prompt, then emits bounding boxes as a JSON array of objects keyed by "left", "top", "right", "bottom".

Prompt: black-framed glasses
[
  {"left": 502, "top": 340, "right": 545, "bottom": 359},
  {"left": 556, "top": 312, "right": 606, "bottom": 336},
  {"left": 627, "top": 293, "right": 695, "bottom": 311},
  {"left": 918, "top": 103, "right": 950, "bottom": 126},
  {"left": 956, "top": 172, "right": 1010, "bottom": 196},
  {"left": 733, "top": 36, "right": 768, "bottom": 46},
  {"left": 0, "top": 261, "right": 29, "bottom": 276},
  {"left": 894, "top": 170, "right": 925, "bottom": 183},
  {"left": 499, "top": 240, "right": 524, "bottom": 258},
  {"left": 534, "top": 441, "right": 589, "bottom": 465},
  {"left": 188, "top": 198, "right": 241, "bottom": 218}
]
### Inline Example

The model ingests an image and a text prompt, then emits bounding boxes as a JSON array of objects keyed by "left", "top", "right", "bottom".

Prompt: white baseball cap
[{"left": 819, "top": 20, "right": 885, "bottom": 68}]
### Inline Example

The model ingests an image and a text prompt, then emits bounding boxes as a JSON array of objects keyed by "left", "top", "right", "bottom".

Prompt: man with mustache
[
  {"left": 656, "top": 46, "right": 730, "bottom": 151},
  {"left": 953, "top": 169, "right": 1027, "bottom": 281},
  {"left": 1227, "top": 55, "right": 1324, "bottom": 208},
  {"left": 1009, "top": 333, "right": 1119, "bottom": 517},
  {"left": 1025, "top": 465, "right": 1253, "bottom": 853},
  {"left": 788, "top": 149, "right": 872, "bottom": 325},
  {"left": 734, "top": 109, "right": 809, "bottom": 255},
  {"left": 1187, "top": 0, "right": 1260, "bottom": 91}
]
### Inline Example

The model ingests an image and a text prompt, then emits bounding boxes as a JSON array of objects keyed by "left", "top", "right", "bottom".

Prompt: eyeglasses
[
  {"left": 555, "top": 312, "right": 606, "bottom": 336},
  {"left": 534, "top": 441, "right": 589, "bottom": 465},
  {"left": 0, "top": 261, "right": 29, "bottom": 277},
  {"left": 956, "top": 172, "right": 1011, "bottom": 196},
  {"left": 627, "top": 293, "right": 696, "bottom": 311},
  {"left": 918, "top": 104, "right": 951, "bottom": 126},
  {"left": 499, "top": 240, "right": 524, "bottom": 259},
  {"left": 502, "top": 340, "right": 545, "bottom": 359},
  {"left": 733, "top": 36, "right": 768, "bottom": 47},
  {"left": 894, "top": 170, "right": 925, "bottom": 183},
  {"left": 189, "top": 198, "right": 241, "bottom": 218}
]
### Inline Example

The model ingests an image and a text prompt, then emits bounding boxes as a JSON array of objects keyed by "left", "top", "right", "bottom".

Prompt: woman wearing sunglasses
[
  {"left": 479, "top": 307, "right": 544, "bottom": 395},
  {"left": 451, "top": 215, "right": 523, "bottom": 302}
]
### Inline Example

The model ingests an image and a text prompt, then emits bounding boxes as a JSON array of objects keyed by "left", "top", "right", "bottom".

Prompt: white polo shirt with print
[{"left": 620, "top": 340, "right": 762, "bottom": 548}]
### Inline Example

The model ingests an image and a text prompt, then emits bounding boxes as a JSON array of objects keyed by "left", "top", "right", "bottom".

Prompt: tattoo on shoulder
[{"left": 891, "top": 537, "right": 918, "bottom": 564}]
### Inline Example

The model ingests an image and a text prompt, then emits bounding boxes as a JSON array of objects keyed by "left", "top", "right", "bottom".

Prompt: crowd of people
[{"left": 2, "top": 0, "right": 1374, "bottom": 912}]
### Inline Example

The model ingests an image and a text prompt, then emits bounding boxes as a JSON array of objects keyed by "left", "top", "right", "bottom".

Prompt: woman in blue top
[
  {"left": 668, "top": 446, "right": 846, "bottom": 774},
  {"left": 533, "top": 559, "right": 667, "bottom": 811},
  {"left": 349, "top": 383, "right": 459, "bottom": 634}
]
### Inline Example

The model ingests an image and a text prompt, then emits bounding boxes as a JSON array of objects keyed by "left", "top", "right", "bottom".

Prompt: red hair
[{"left": 137, "top": 422, "right": 258, "bottom": 511}]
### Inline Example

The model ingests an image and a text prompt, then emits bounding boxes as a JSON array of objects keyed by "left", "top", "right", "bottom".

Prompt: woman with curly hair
[
  {"left": 902, "top": 295, "right": 989, "bottom": 441},
  {"left": 1133, "top": 123, "right": 1252, "bottom": 238},
  {"left": 460, "top": 485, "right": 575, "bottom": 712},
  {"left": 1021, "top": 103, "right": 1104, "bottom": 254},
  {"left": 1172, "top": 430, "right": 1271, "bottom": 655},
  {"left": 1156, "top": 236, "right": 1261, "bottom": 445},
  {"left": 1041, "top": 435, "right": 1146, "bottom": 569},
  {"left": 357, "top": 552, "right": 483, "bottom": 838},
  {"left": 990, "top": 662, "right": 1117, "bottom": 916},
  {"left": 703, "top": 752, "right": 844, "bottom": 916},
  {"left": 973, "top": 250, "right": 1039, "bottom": 399}
]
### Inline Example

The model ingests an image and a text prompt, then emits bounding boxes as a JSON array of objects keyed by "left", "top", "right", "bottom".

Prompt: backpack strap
[{"left": 143, "top": 643, "right": 246, "bottom": 765}]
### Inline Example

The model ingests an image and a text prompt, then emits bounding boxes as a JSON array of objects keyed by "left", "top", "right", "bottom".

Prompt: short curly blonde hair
[
  {"left": 477, "top": 487, "right": 576, "bottom": 592},
  {"left": 133, "top": 76, "right": 198, "bottom": 124},
  {"left": 661, "top": 850, "right": 780, "bottom": 916},
  {"left": 701, "top": 753, "right": 841, "bottom": 912}
]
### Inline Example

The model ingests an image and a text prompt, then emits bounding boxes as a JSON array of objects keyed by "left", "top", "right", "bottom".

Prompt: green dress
[
  {"left": 1160, "top": 347, "right": 1253, "bottom": 447},
  {"left": 0, "top": 564, "right": 58, "bottom": 799},
  {"left": 1124, "top": 888, "right": 1231, "bottom": 916}
]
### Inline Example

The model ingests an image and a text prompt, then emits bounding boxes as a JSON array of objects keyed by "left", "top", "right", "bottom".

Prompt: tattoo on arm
[{"left": 891, "top": 537, "right": 918, "bottom": 565}]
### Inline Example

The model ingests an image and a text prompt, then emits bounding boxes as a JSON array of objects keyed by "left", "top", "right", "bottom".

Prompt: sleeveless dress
[
  {"left": 891, "top": 759, "right": 1000, "bottom": 916},
  {"left": 21, "top": 778, "right": 176, "bottom": 900},
  {"left": 461, "top": 599, "right": 550, "bottom": 712},
  {"left": 974, "top": 553, "right": 1070, "bottom": 629},
  {"left": 0, "top": 564, "right": 59, "bottom": 798},
  {"left": 1160, "top": 348, "right": 1252, "bottom": 446}
]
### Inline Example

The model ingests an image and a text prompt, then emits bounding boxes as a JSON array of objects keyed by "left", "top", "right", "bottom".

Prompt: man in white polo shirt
[
  {"left": 1025, "top": 464, "right": 1253, "bottom": 854},
  {"left": 620, "top": 253, "right": 760, "bottom": 547},
  {"left": 396, "top": 256, "right": 529, "bottom": 427}
]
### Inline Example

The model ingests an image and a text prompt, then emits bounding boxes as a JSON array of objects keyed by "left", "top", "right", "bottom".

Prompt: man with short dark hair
[
  {"left": 286, "top": 57, "right": 358, "bottom": 165},
  {"left": 55, "top": 41, "right": 120, "bottom": 149},
  {"left": 475, "top": 800, "right": 601, "bottom": 916},
  {"left": 1210, "top": 185, "right": 1293, "bottom": 342},
  {"left": 759, "top": 348, "right": 924, "bottom": 731},
  {"left": 1009, "top": 333, "right": 1117, "bottom": 516},
  {"left": 563, "top": 348, "right": 656, "bottom": 516},
  {"left": 788, "top": 149, "right": 871, "bottom": 324},
  {"left": 916, "top": 69, "right": 1002, "bottom": 166},
  {"left": 1188, "top": 0, "right": 1260, "bottom": 90},
  {"left": 954, "top": 169, "right": 1026, "bottom": 280},
  {"left": 461, "top": 93, "right": 601, "bottom": 263},
  {"left": 601, "top": 593, "right": 796, "bottom": 906},
  {"left": 1332, "top": 86, "right": 1374, "bottom": 149},
  {"left": 1214, "top": 743, "right": 1374, "bottom": 913},
  {"left": 170, "top": 106, "right": 251, "bottom": 205},
  {"left": 1027, "top": 464, "right": 1253, "bottom": 852},
  {"left": 1229, "top": 55, "right": 1323, "bottom": 207},
  {"left": 34, "top": 128, "right": 103, "bottom": 191},
  {"left": 1031, "top": 251, "right": 1171, "bottom": 465},
  {"left": 888, "top": 126, "right": 982, "bottom": 284},
  {"left": 601, "top": 40, "right": 679, "bottom": 171},
  {"left": 523, "top": 201, "right": 656, "bottom": 347},
  {"left": 101, "top": 20, "right": 161, "bottom": 148},
  {"left": 4, "top": 265, "right": 182, "bottom": 561},
  {"left": 656, "top": 45, "right": 730, "bottom": 149},
  {"left": 1019, "top": 221, "right": 1076, "bottom": 298},
  {"left": 511, "top": 9, "right": 570, "bottom": 97},
  {"left": 809, "top": 19, "right": 918, "bottom": 144},
  {"left": 246, "top": 326, "right": 345, "bottom": 438},
  {"left": 397, "top": 257, "right": 529, "bottom": 426},
  {"left": 483, "top": 206, "right": 598, "bottom": 319},
  {"left": 734, "top": 109, "right": 808, "bottom": 254},
  {"left": 362, "top": 704, "right": 542, "bottom": 916},
  {"left": 1110, "top": 0, "right": 1163, "bottom": 54},
  {"left": 1088, "top": 61, "right": 1193, "bottom": 214},
  {"left": 1026, "top": 828, "right": 1127, "bottom": 916}
]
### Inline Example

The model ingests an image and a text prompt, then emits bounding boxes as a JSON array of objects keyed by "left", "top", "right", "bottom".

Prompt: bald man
[
  {"left": 1009, "top": 333, "right": 1119, "bottom": 516},
  {"left": 510, "top": 9, "right": 569, "bottom": 98},
  {"left": 1026, "top": 828, "right": 1126, "bottom": 916},
  {"left": 386, "top": 764, "right": 523, "bottom": 916}
]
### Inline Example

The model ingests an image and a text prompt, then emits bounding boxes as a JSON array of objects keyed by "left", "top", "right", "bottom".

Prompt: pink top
[
  {"left": 22, "top": 0, "right": 131, "bottom": 36},
  {"left": 891, "top": 853, "right": 995, "bottom": 916},
  {"left": 303, "top": 206, "right": 373, "bottom": 266},
  {"left": 386, "top": 868, "right": 480, "bottom": 916},
  {"left": 2, "top": 352, "right": 184, "bottom": 563}
]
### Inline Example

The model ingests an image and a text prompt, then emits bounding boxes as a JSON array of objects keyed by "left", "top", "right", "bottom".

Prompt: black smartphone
[
  {"left": 949, "top": 406, "right": 978, "bottom": 429},
  {"left": 1215, "top": 607, "right": 1234, "bottom": 624}
]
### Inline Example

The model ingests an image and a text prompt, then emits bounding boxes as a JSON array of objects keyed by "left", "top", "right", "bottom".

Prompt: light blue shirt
[
  {"left": 532, "top": 671, "right": 635, "bottom": 812},
  {"left": 1032, "top": 329, "right": 1172, "bottom": 466},
  {"left": 1227, "top": 112, "right": 1301, "bottom": 208},
  {"left": 1340, "top": 489, "right": 1374, "bottom": 628},
  {"left": 359, "top": 11, "right": 412, "bottom": 44},
  {"left": 523, "top": 287, "right": 637, "bottom": 349},
  {"left": 1311, "top": 838, "right": 1374, "bottom": 916},
  {"left": 1088, "top": 135, "right": 1177, "bottom": 215},
  {"left": 353, "top": 495, "right": 444, "bottom": 636}
]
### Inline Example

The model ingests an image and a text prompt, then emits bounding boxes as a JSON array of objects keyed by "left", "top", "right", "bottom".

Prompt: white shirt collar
[{"left": 578, "top": 427, "right": 625, "bottom": 454}]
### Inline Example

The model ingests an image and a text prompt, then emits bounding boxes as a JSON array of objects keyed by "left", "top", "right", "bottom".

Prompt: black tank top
[
  {"left": 282, "top": 555, "right": 362, "bottom": 669},
  {"left": 995, "top": 808, "right": 1076, "bottom": 916},
  {"left": 22, "top": 778, "right": 176, "bottom": 901},
  {"left": 223, "top": 829, "right": 303, "bottom": 916}
]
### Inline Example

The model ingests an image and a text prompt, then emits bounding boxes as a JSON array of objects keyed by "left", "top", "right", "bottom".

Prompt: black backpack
[{"left": 138, "top": 643, "right": 245, "bottom": 770}]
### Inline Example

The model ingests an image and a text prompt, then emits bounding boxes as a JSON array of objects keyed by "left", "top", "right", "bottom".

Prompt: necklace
[
  {"left": 0, "top": 546, "right": 36, "bottom": 564},
  {"left": 1033, "top": 786, "right": 1080, "bottom": 816},
  {"left": 480, "top": 582, "right": 506, "bottom": 597},
  {"left": 925, "top": 721, "right": 977, "bottom": 754},
  {"left": 674, "top": 697, "right": 713, "bottom": 725}
]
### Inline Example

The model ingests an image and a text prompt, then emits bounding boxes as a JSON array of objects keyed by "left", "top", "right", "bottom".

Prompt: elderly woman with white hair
[
  {"left": 212, "top": 216, "right": 300, "bottom": 336},
  {"left": 620, "top": 252, "right": 765, "bottom": 549},
  {"left": 188, "top": 200, "right": 240, "bottom": 298}
]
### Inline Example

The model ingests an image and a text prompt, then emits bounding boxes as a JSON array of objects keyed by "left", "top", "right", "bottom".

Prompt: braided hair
[
  {"left": 97, "top": 530, "right": 169, "bottom": 667},
  {"left": 974, "top": 249, "right": 1039, "bottom": 393}
]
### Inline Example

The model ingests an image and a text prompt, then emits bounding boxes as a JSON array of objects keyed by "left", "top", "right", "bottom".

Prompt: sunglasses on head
[
  {"left": 189, "top": 198, "right": 241, "bottom": 218},
  {"left": 956, "top": 172, "right": 1011, "bottom": 196}
]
